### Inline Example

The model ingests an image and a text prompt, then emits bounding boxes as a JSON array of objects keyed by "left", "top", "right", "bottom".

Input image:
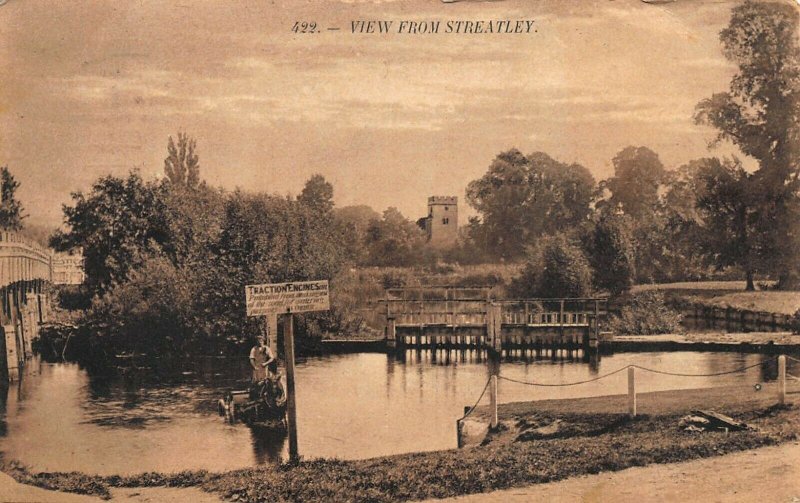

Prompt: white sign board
[{"left": 246, "top": 280, "right": 330, "bottom": 316}]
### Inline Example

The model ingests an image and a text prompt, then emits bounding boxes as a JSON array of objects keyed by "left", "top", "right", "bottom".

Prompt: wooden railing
[{"left": 0, "top": 232, "right": 53, "bottom": 287}]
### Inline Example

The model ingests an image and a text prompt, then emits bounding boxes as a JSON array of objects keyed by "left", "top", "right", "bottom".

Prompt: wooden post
[
  {"left": 628, "top": 366, "right": 636, "bottom": 417},
  {"left": 386, "top": 317, "right": 397, "bottom": 349},
  {"left": 778, "top": 355, "right": 786, "bottom": 405},
  {"left": 490, "top": 374, "right": 498, "bottom": 429},
  {"left": 267, "top": 314, "right": 278, "bottom": 358},
  {"left": 594, "top": 299, "right": 600, "bottom": 341},
  {"left": 284, "top": 310, "right": 299, "bottom": 462}
]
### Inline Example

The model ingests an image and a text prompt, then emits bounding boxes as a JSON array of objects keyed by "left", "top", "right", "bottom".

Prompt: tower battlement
[{"left": 428, "top": 196, "right": 458, "bottom": 206}]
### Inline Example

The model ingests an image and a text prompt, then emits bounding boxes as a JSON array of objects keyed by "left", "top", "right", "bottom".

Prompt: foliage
[
  {"left": 164, "top": 132, "right": 201, "bottom": 188},
  {"left": 83, "top": 254, "right": 199, "bottom": 357},
  {"left": 0, "top": 166, "right": 26, "bottom": 231},
  {"left": 509, "top": 234, "right": 593, "bottom": 298},
  {"left": 695, "top": 1, "right": 800, "bottom": 288},
  {"left": 50, "top": 172, "right": 171, "bottom": 296},
  {"left": 298, "top": 174, "right": 335, "bottom": 214},
  {"left": 466, "top": 149, "right": 595, "bottom": 260},
  {"left": 363, "top": 208, "right": 427, "bottom": 267},
  {"left": 596, "top": 146, "right": 665, "bottom": 221},
  {"left": 609, "top": 291, "right": 683, "bottom": 335},
  {"left": 694, "top": 157, "right": 759, "bottom": 290},
  {"left": 583, "top": 216, "right": 635, "bottom": 296}
]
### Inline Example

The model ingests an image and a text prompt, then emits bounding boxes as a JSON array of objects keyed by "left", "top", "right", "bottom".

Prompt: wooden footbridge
[
  {"left": 382, "top": 287, "right": 608, "bottom": 356},
  {"left": 0, "top": 232, "right": 68, "bottom": 381}
]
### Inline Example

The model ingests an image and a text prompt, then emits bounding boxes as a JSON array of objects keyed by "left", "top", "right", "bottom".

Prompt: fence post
[
  {"left": 386, "top": 317, "right": 397, "bottom": 350},
  {"left": 490, "top": 374, "right": 498, "bottom": 429},
  {"left": 778, "top": 355, "right": 786, "bottom": 405},
  {"left": 628, "top": 366, "right": 636, "bottom": 417}
]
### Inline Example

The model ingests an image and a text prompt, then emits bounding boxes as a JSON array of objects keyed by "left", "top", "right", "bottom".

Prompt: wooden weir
[{"left": 381, "top": 287, "right": 608, "bottom": 357}]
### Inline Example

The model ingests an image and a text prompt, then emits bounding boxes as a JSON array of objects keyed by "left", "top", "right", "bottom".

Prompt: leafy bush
[
  {"left": 583, "top": 216, "right": 636, "bottom": 296},
  {"left": 609, "top": 291, "right": 683, "bottom": 335},
  {"left": 509, "top": 235, "right": 593, "bottom": 298}
]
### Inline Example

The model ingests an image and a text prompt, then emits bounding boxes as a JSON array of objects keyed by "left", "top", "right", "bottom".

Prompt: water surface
[{"left": 0, "top": 351, "right": 790, "bottom": 475}]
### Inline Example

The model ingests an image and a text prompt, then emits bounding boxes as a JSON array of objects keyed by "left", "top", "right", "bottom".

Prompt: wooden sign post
[{"left": 245, "top": 280, "right": 330, "bottom": 463}]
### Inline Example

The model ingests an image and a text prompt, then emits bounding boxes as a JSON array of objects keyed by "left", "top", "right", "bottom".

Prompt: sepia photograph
[{"left": 1, "top": 0, "right": 800, "bottom": 501}]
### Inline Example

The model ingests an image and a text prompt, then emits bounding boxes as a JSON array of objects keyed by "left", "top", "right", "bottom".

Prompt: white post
[
  {"left": 778, "top": 355, "right": 786, "bottom": 405},
  {"left": 490, "top": 374, "right": 498, "bottom": 429},
  {"left": 628, "top": 366, "right": 636, "bottom": 417}
]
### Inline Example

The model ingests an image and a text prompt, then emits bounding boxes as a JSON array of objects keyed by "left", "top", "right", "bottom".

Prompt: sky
[{"left": 0, "top": 0, "right": 775, "bottom": 228}]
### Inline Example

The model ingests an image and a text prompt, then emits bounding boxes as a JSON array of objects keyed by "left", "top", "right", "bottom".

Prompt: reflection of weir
[{"left": 394, "top": 348, "right": 600, "bottom": 370}]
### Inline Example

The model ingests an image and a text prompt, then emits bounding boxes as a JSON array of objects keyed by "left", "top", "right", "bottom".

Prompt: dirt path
[{"left": 430, "top": 441, "right": 800, "bottom": 503}]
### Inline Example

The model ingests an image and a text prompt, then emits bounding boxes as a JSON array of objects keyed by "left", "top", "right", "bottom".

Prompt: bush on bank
[{"left": 609, "top": 291, "right": 683, "bottom": 335}]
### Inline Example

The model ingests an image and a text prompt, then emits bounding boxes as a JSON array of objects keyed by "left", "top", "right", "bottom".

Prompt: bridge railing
[
  {"left": 384, "top": 293, "right": 608, "bottom": 328},
  {"left": 0, "top": 232, "right": 53, "bottom": 287}
]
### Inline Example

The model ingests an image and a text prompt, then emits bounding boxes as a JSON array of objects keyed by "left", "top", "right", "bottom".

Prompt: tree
[
  {"left": 0, "top": 166, "right": 25, "bottom": 231},
  {"left": 510, "top": 234, "right": 593, "bottom": 298},
  {"left": 466, "top": 149, "right": 595, "bottom": 259},
  {"left": 334, "top": 205, "right": 381, "bottom": 264},
  {"left": 597, "top": 146, "right": 666, "bottom": 221},
  {"left": 50, "top": 173, "right": 171, "bottom": 295},
  {"left": 363, "top": 208, "right": 426, "bottom": 266},
  {"left": 695, "top": 1, "right": 800, "bottom": 288},
  {"left": 695, "top": 157, "right": 760, "bottom": 290},
  {"left": 583, "top": 216, "right": 636, "bottom": 296},
  {"left": 164, "top": 132, "right": 201, "bottom": 188},
  {"left": 298, "top": 174, "right": 335, "bottom": 214}
]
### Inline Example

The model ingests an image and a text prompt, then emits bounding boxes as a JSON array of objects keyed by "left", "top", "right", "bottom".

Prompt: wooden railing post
[
  {"left": 778, "top": 355, "right": 786, "bottom": 405},
  {"left": 628, "top": 366, "right": 637, "bottom": 417}
]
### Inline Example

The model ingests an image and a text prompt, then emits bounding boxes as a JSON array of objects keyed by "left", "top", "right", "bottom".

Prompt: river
[{"left": 0, "top": 350, "right": 791, "bottom": 475}]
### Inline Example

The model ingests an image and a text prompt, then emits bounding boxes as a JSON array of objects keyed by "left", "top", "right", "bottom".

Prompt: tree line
[
  {"left": 0, "top": 0, "right": 794, "bottom": 357},
  {"left": 462, "top": 1, "right": 800, "bottom": 294}
]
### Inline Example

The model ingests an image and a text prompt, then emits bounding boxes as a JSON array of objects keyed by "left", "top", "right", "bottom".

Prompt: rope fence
[{"left": 456, "top": 353, "right": 796, "bottom": 446}]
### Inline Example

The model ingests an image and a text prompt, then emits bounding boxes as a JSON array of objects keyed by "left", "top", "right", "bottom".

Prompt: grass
[
  {"left": 4, "top": 384, "right": 800, "bottom": 502},
  {"left": 633, "top": 281, "right": 799, "bottom": 316}
]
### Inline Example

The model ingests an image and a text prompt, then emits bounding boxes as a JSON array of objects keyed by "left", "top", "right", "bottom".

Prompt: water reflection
[{"left": 0, "top": 351, "right": 795, "bottom": 475}]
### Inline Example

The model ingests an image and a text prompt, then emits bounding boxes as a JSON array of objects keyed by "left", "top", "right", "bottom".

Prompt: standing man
[{"left": 249, "top": 334, "right": 275, "bottom": 383}]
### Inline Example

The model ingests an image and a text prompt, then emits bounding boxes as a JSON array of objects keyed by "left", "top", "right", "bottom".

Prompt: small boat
[{"left": 218, "top": 374, "right": 288, "bottom": 429}]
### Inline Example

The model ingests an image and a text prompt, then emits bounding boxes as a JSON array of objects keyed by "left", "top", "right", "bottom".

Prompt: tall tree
[
  {"left": 695, "top": 1, "right": 800, "bottom": 288},
  {"left": 164, "top": 132, "right": 201, "bottom": 188},
  {"left": 466, "top": 149, "right": 595, "bottom": 260},
  {"left": 695, "top": 158, "right": 759, "bottom": 290},
  {"left": 597, "top": 146, "right": 666, "bottom": 221},
  {"left": 0, "top": 166, "right": 26, "bottom": 231},
  {"left": 298, "top": 174, "right": 335, "bottom": 214}
]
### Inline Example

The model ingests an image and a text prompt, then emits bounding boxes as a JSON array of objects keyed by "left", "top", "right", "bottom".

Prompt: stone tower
[{"left": 426, "top": 196, "right": 458, "bottom": 248}]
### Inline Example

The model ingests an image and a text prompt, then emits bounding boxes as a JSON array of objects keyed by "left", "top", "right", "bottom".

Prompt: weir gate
[{"left": 381, "top": 287, "right": 608, "bottom": 357}]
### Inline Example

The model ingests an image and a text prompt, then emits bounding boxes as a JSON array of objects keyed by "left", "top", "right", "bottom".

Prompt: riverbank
[
  {"left": 2, "top": 381, "right": 799, "bottom": 502},
  {"left": 610, "top": 332, "right": 800, "bottom": 353}
]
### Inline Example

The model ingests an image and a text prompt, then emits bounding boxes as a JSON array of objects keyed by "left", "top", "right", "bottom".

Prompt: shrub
[
  {"left": 509, "top": 235, "right": 593, "bottom": 298},
  {"left": 583, "top": 216, "right": 636, "bottom": 296},
  {"left": 609, "top": 291, "right": 683, "bottom": 335}
]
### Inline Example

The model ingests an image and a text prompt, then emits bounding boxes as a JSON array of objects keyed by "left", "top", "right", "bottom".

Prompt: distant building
[
  {"left": 51, "top": 251, "right": 85, "bottom": 285},
  {"left": 419, "top": 196, "right": 458, "bottom": 248}
]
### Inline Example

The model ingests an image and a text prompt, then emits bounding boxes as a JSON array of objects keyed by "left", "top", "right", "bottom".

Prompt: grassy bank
[
  {"left": 3, "top": 383, "right": 799, "bottom": 502},
  {"left": 633, "top": 281, "right": 800, "bottom": 316}
]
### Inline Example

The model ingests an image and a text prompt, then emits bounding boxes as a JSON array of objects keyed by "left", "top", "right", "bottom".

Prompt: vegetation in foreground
[{"left": 3, "top": 387, "right": 798, "bottom": 502}]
